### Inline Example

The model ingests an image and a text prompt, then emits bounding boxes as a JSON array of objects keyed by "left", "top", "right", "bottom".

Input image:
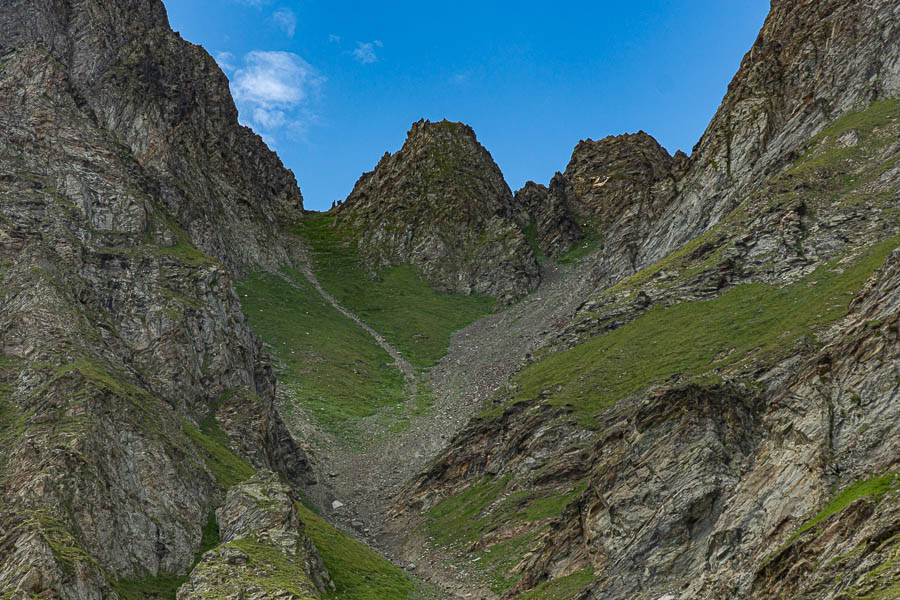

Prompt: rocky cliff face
[
  {"left": 0, "top": 0, "right": 304, "bottom": 275},
  {"left": 643, "top": 0, "right": 900, "bottom": 268},
  {"left": 0, "top": 1, "right": 313, "bottom": 598},
  {"left": 337, "top": 119, "right": 540, "bottom": 302},
  {"left": 513, "top": 178, "right": 582, "bottom": 260},
  {"left": 178, "top": 472, "right": 334, "bottom": 600},
  {"left": 385, "top": 1, "right": 900, "bottom": 598}
]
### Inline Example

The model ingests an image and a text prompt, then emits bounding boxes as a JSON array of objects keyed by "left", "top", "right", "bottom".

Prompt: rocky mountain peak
[
  {"left": 0, "top": 0, "right": 305, "bottom": 276},
  {"left": 338, "top": 119, "right": 539, "bottom": 301},
  {"left": 563, "top": 130, "right": 675, "bottom": 221}
]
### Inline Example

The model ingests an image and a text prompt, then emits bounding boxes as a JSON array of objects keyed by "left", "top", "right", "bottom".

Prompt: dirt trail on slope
[
  {"left": 278, "top": 253, "right": 602, "bottom": 599},
  {"left": 288, "top": 267, "right": 418, "bottom": 399}
]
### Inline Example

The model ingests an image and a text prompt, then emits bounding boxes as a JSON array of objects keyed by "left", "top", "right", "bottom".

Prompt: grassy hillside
[
  {"left": 295, "top": 501, "right": 427, "bottom": 600},
  {"left": 237, "top": 270, "right": 408, "bottom": 445},
  {"left": 486, "top": 234, "right": 898, "bottom": 427},
  {"left": 294, "top": 213, "right": 495, "bottom": 371}
]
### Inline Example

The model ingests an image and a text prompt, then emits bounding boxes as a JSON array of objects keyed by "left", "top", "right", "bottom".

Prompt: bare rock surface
[
  {"left": 0, "top": 1, "right": 313, "bottom": 597},
  {"left": 178, "top": 471, "right": 334, "bottom": 600},
  {"left": 337, "top": 119, "right": 540, "bottom": 303},
  {"left": 513, "top": 178, "right": 583, "bottom": 259}
]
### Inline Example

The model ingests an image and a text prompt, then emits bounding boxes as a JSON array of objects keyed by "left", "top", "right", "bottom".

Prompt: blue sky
[{"left": 163, "top": 1, "right": 770, "bottom": 211}]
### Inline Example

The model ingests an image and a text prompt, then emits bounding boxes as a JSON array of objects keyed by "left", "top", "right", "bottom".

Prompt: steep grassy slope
[
  {"left": 237, "top": 270, "right": 409, "bottom": 445},
  {"left": 295, "top": 213, "right": 495, "bottom": 372},
  {"left": 295, "top": 502, "right": 425, "bottom": 600},
  {"left": 486, "top": 234, "right": 898, "bottom": 427}
]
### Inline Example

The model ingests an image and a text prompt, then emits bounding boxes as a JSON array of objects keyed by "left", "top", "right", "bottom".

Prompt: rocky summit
[
  {"left": 336, "top": 119, "right": 540, "bottom": 303},
  {"left": 1, "top": 1, "right": 899, "bottom": 600}
]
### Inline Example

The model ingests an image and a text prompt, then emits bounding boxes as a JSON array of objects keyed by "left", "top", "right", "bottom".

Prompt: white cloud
[
  {"left": 273, "top": 8, "right": 297, "bottom": 37},
  {"left": 229, "top": 51, "right": 324, "bottom": 144},
  {"left": 328, "top": 34, "right": 341, "bottom": 43},
  {"left": 352, "top": 40, "right": 383, "bottom": 64},
  {"left": 232, "top": 51, "right": 320, "bottom": 106},
  {"left": 253, "top": 107, "right": 287, "bottom": 129},
  {"left": 451, "top": 72, "right": 469, "bottom": 85},
  {"left": 215, "top": 51, "right": 236, "bottom": 73}
]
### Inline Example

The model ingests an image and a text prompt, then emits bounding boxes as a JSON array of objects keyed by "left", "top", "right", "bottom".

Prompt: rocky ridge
[
  {"left": 337, "top": 119, "right": 540, "bottom": 302},
  {"left": 0, "top": 1, "right": 316, "bottom": 598},
  {"left": 178, "top": 471, "right": 334, "bottom": 600}
]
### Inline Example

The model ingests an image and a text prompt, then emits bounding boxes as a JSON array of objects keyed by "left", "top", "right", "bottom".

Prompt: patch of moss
[
  {"left": 294, "top": 501, "right": 420, "bottom": 599},
  {"left": 788, "top": 473, "right": 899, "bottom": 545},
  {"left": 152, "top": 218, "right": 219, "bottom": 268},
  {"left": 481, "top": 530, "right": 541, "bottom": 593},
  {"left": 497, "top": 483, "right": 588, "bottom": 524},
  {"left": 223, "top": 537, "right": 320, "bottom": 599},
  {"left": 815, "top": 99, "right": 900, "bottom": 144},
  {"left": 21, "top": 511, "right": 96, "bottom": 573},
  {"left": 182, "top": 419, "right": 254, "bottom": 490},
  {"left": 422, "top": 476, "right": 512, "bottom": 548},
  {"left": 859, "top": 581, "right": 900, "bottom": 600},
  {"left": 760, "top": 472, "right": 900, "bottom": 571},
  {"left": 115, "top": 573, "right": 189, "bottom": 600},
  {"left": 421, "top": 476, "right": 587, "bottom": 593},
  {"left": 556, "top": 219, "right": 603, "bottom": 266}
]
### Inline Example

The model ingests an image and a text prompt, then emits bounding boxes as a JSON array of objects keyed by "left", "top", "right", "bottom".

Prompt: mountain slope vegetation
[{"left": 1, "top": 1, "right": 899, "bottom": 599}]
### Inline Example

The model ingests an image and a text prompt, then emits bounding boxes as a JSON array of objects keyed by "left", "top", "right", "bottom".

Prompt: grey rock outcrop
[
  {"left": 337, "top": 119, "right": 540, "bottom": 302},
  {"left": 178, "top": 471, "right": 334, "bottom": 600},
  {"left": 562, "top": 131, "right": 676, "bottom": 222},
  {"left": 513, "top": 178, "right": 582, "bottom": 259},
  {"left": 558, "top": 131, "right": 679, "bottom": 274},
  {"left": 0, "top": 1, "right": 313, "bottom": 597}
]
